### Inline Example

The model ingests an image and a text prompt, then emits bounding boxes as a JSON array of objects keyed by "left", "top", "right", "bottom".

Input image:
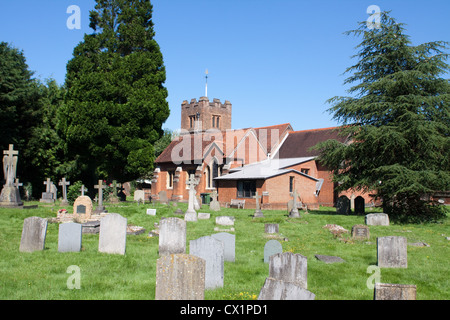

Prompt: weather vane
[{"left": 205, "top": 69, "right": 208, "bottom": 97}]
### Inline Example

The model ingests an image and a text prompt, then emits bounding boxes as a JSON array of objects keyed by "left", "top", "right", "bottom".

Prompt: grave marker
[
  {"left": 352, "top": 224, "right": 370, "bottom": 240},
  {"left": 146, "top": 208, "right": 156, "bottom": 216},
  {"left": 366, "top": 213, "right": 389, "bottom": 226},
  {"left": 184, "top": 174, "right": 199, "bottom": 221},
  {"left": 354, "top": 196, "right": 365, "bottom": 215},
  {"left": 40, "top": 178, "right": 55, "bottom": 203},
  {"left": 209, "top": 190, "right": 220, "bottom": 211},
  {"left": 159, "top": 217, "right": 186, "bottom": 256},
  {"left": 58, "top": 222, "right": 82, "bottom": 252},
  {"left": 257, "top": 277, "right": 315, "bottom": 300},
  {"left": 58, "top": 177, "right": 71, "bottom": 206},
  {"left": 19, "top": 216, "right": 48, "bottom": 252},
  {"left": 190, "top": 236, "right": 224, "bottom": 289},
  {"left": 94, "top": 180, "right": 107, "bottom": 213},
  {"left": 155, "top": 254, "right": 205, "bottom": 300},
  {"left": 269, "top": 252, "right": 308, "bottom": 289},
  {"left": 253, "top": 191, "right": 264, "bottom": 218},
  {"left": 98, "top": 213, "right": 127, "bottom": 255},
  {"left": 374, "top": 283, "right": 416, "bottom": 300},
  {"left": 289, "top": 189, "right": 300, "bottom": 218},
  {"left": 264, "top": 239, "right": 282, "bottom": 263},
  {"left": 211, "top": 232, "right": 235, "bottom": 262},
  {"left": 265, "top": 224, "right": 279, "bottom": 234},
  {"left": 0, "top": 145, "right": 23, "bottom": 207},
  {"left": 336, "top": 195, "right": 351, "bottom": 214},
  {"left": 377, "top": 236, "right": 407, "bottom": 268}
]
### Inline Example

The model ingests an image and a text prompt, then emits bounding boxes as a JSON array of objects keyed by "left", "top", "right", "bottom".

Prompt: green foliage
[
  {"left": 67, "top": 181, "right": 84, "bottom": 205},
  {"left": 61, "top": 0, "right": 169, "bottom": 186},
  {"left": 314, "top": 12, "right": 450, "bottom": 223}
]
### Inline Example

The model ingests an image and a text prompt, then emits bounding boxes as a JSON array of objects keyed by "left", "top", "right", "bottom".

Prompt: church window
[
  {"left": 167, "top": 170, "right": 175, "bottom": 189},
  {"left": 237, "top": 180, "right": 256, "bottom": 198}
]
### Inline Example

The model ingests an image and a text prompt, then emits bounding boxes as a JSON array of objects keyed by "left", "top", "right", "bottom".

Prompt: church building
[{"left": 151, "top": 96, "right": 376, "bottom": 210}]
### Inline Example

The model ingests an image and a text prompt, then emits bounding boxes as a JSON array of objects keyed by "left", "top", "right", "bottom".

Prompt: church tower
[{"left": 180, "top": 97, "right": 232, "bottom": 133}]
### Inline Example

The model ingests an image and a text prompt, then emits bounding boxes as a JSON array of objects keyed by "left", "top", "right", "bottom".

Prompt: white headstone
[
  {"left": 98, "top": 213, "right": 127, "bottom": 255},
  {"left": 190, "top": 236, "right": 224, "bottom": 289},
  {"left": 146, "top": 208, "right": 156, "bottom": 216},
  {"left": 58, "top": 222, "right": 82, "bottom": 252},
  {"left": 19, "top": 216, "right": 48, "bottom": 252},
  {"left": 159, "top": 218, "right": 186, "bottom": 256},
  {"left": 211, "top": 232, "right": 235, "bottom": 262}
]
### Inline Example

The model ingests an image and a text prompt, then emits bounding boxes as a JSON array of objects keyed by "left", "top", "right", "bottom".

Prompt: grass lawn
[{"left": 0, "top": 200, "right": 448, "bottom": 300}]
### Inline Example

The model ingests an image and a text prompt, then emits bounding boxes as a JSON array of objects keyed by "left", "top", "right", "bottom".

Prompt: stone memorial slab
[
  {"left": 19, "top": 216, "right": 48, "bottom": 252},
  {"left": 366, "top": 213, "right": 389, "bottom": 226},
  {"left": 253, "top": 191, "right": 264, "bottom": 218},
  {"left": 257, "top": 277, "right": 315, "bottom": 300},
  {"left": 374, "top": 283, "right": 416, "bottom": 300},
  {"left": 336, "top": 195, "right": 351, "bottom": 215},
  {"left": 198, "top": 212, "right": 210, "bottom": 220},
  {"left": 159, "top": 217, "right": 186, "bottom": 256},
  {"left": 354, "top": 196, "right": 365, "bottom": 215},
  {"left": 209, "top": 191, "right": 220, "bottom": 212},
  {"left": 157, "top": 190, "right": 168, "bottom": 204},
  {"left": 58, "top": 177, "right": 70, "bottom": 206},
  {"left": 211, "top": 232, "right": 235, "bottom": 262},
  {"left": 190, "top": 236, "right": 224, "bottom": 289},
  {"left": 146, "top": 208, "right": 156, "bottom": 216},
  {"left": 58, "top": 222, "right": 82, "bottom": 252},
  {"left": 216, "top": 216, "right": 235, "bottom": 226},
  {"left": 82, "top": 220, "right": 100, "bottom": 234},
  {"left": 134, "top": 190, "right": 145, "bottom": 203},
  {"left": 377, "top": 236, "right": 407, "bottom": 268},
  {"left": 155, "top": 254, "right": 205, "bottom": 300},
  {"left": 289, "top": 190, "right": 300, "bottom": 218},
  {"left": 264, "top": 240, "right": 282, "bottom": 263},
  {"left": 0, "top": 144, "right": 23, "bottom": 208},
  {"left": 269, "top": 252, "right": 308, "bottom": 289},
  {"left": 265, "top": 224, "right": 279, "bottom": 234},
  {"left": 73, "top": 196, "right": 93, "bottom": 219},
  {"left": 185, "top": 174, "right": 199, "bottom": 217},
  {"left": 98, "top": 213, "right": 127, "bottom": 255},
  {"left": 352, "top": 224, "right": 370, "bottom": 240},
  {"left": 315, "top": 254, "right": 345, "bottom": 264}
]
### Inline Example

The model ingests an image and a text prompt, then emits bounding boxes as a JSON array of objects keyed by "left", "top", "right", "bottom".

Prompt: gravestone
[
  {"left": 146, "top": 208, "right": 156, "bottom": 216},
  {"left": 157, "top": 190, "right": 168, "bottom": 204},
  {"left": 185, "top": 174, "right": 199, "bottom": 220},
  {"left": 189, "top": 236, "right": 224, "bottom": 289},
  {"left": 198, "top": 212, "right": 210, "bottom": 220},
  {"left": 58, "top": 177, "right": 70, "bottom": 206},
  {"left": 265, "top": 224, "right": 279, "bottom": 234},
  {"left": 159, "top": 217, "right": 186, "bottom": 256},
  {"left": 253, "top": 191, "right": 264, "bottom": 218},
  {"left": 352, "top": 224, "right": 370, "bottom": 240},
  {"left": 0, "top": 144, "right": 23, "bottom": 208},
  {"left": 269, "top": 252, "right": 308, "bottom": 289},
  {"left": 315, "top": 254, "right": 345, "bottom": 264},
  {"left": 336, "top": 195, "right": 351, "bottom": 215},
  {"left": 257, "top": 277, "right": 315, "bottom": 300},
  {"left": 377, "top": 236, "right": 407, "bottom": 268},
  {"left": 264, "top": 239, "right": 282, "bottom": 263},
  {"left": 216, "top": 216, "right": 235, "bottom": 226},
  {"left": 108, "top": 180, "right": 121, "bottom": 203},
  {"left": 289, "top": 190, "right": 300, "bottom": 218},
  {"left": 98, "top": 213, "right": 127, "bottom": 255},
  {"left": 211, "top": 232, "right": 235, "bottom": 262},
  {"left": 19, "top": 216, "right": 48, "bottom": 252},
  {"left": 209, "top": 190, "right": 220, "bottom": 211},
  {"left": 354, "top": 196, "right": 365, "bottom": 215},
  {"left": 58, "top": 222, "right": 82, "bottom": 252},
  {"left": 40, "top": 178, "right": 55, "bottom": 203},
  {"left": 94, "top": 180, "right": 107, "bottom": 213},
  {"left": 82, "top": 220, "right": 100, "bottom": 234},
  {"left": 155, "top": 254, "right": 205, "bottom": 300},
  {"left": 366, "top": 213, "right": 389, "bottom": 226},
  {"left": 73, "top": 196, "right": 93, "bottom": 219},
  {"left": 374, "top": 283, "right": 416, "bottom": 300}
]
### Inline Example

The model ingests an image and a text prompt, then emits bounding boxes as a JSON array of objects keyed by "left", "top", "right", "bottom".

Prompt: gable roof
[
  {"left": 275, "top": 126, "right": 349, "bottom": 158},
  {"left": 253, "top": 123, "right": 293, "bottom": 154}
]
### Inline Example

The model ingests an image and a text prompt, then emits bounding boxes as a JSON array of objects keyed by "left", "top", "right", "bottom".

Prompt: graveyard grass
[{"left": 0, "top": 201, "right": 449, "bottom": 300}]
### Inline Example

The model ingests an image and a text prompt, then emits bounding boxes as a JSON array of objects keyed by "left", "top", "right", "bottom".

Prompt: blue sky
[{"left": 1, "top": 0, "right": 449, "bottom": 132}]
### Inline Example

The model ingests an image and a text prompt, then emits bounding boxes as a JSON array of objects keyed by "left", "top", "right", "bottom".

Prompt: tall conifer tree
[
  {"left": 315, "top": 12, "right": 450, "bottom": 222},
  {"left": 60, "top": 0, "right": 169, "bottom": 186}
]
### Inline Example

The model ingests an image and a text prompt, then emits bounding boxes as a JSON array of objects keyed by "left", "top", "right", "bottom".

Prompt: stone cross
[
  {"left": 185, "top": 174, "right": 199, "bottom": 216},
  {"left": 79, "top": 185, "right": 86, "bottom": 196},
  {"left": 3, "top": 144, "right": 18, "bottom": 186},
  {"left": 94, "top": 180, "right": 106, "bottom": 213},
  {"left": 211, "top": 190, "right": 218, "bottom": 202},
  {"left": 14, "top": 178, "right": 23, "bottom": 189},
  {"left": 43, "top": 178, "right": 52, "bottom": 193},
  {"left": 59, "top": 177, "right": 70, "bottom": 205},
  {"left": 253, "top": 191, "right": 264, "bottom": 218},
  {"left": 289, "top": 189, "right": 300, "bottom": 218}
]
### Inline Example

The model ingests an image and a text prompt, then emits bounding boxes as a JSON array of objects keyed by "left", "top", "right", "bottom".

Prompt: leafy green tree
[
  {"left": 314, "top": 12, "right": 450, "bottom": 223},
  {"left": 60, "top": 0, "right": 169, "bottom": 187}
]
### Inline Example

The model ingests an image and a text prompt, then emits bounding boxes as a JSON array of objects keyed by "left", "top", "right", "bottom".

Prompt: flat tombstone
[
  {"left": 155, "top": 254, "right": 205, "bottom": 300},
  {"left": 377, "top": 236, "right": 407, "bottom": 268},
  {"left": 184, "top": 211, "right": 198, "bottom": 222},
  {"left": 134, "top": 190, "right": 145, "bottom": 203},
  {"left": 336, "top": 195, "right": 351, "bottom": 215},
  {"left": 146, "top": 208, "right": 156, "bottom": 216},
  {"left": 159, "top": 217, "right": 186, "bottom": 256},
  {"left": 265, "top": 224, "right": 279, "bottom": 234},
  {"left": 216, "top": 216, "right": 235, "bottom": 226},
  {"left": 352, "top": 224, "right": 370, "bottom": 240},
  {"left": 366, "top": 213, "right": 389, "bottom": 226},
  {"left": 211, "top": 232, "right": 235, "bottom": 262},
  {"left": 98, "top": 213, "right": 127, "bottom": 255},
  {"left": 315, "top": 254, "right": 345, "bottom": 264},
  {"left": 374, "top": 283, "right": 416, "bottom": 300},
  {"left": 269, "top": 252, "right": 308, "bottom": 289},
  {"left": 19, "top": 216, "right": 48, "bottom": 252},
  {"left": 257, "top": 277, "right": 315, "bottom": 300},
  {"left": 198, "top": 212, "right": 210, "bottom": 220},
  {"left": 354, "top": 196, "right": 365, "bottom": 215},
  {"left": 58, "top": 222, "right": 82, "bottom": 252},
  {"left": 264, "top": 239, "right": 282, "bottom": 263},
  {"left": 189, "top": 236, "right": 224, "bottom": 289}
]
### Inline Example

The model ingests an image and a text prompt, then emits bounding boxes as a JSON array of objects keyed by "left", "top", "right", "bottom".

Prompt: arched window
[{"left": 207, "top": 158, "right": 220, "bottom": 189}]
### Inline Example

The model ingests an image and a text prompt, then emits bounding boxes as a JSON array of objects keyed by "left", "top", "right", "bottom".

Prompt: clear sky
[{"left": 1, "top": 0, "right": 449, "bottom": 132}]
